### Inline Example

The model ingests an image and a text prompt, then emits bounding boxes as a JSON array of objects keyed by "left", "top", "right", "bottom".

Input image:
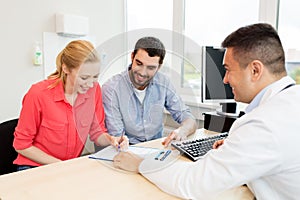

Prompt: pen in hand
[{"left": 118, "top": 131, "right": 125, "bottom": 151}]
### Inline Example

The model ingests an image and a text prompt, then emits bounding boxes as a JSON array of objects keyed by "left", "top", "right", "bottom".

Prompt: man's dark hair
[
  {"left": 133, "top": 37, "right": 166, "bottom": 65},
  {"left": 222, "top": 23, "right": 286, "bottom": 75}
]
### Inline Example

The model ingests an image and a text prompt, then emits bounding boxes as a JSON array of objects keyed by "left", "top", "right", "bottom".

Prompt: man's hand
[
  {"left": 162, "top": 128, "right": 187, "bottom": 147},
  {"left": 213, "top": 139, "right": 224, "bottom": 149},
  {"left": 113, "top": 151, "right": 143, "bottom": 173},
  {"left": 162, "top": 118, "right": 197, "bottom": 147}
]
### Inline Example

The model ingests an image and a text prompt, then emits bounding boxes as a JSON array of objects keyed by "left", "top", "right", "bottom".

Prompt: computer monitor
[{"left": 201, "top": 46, "right": 237, "bottom": 115}]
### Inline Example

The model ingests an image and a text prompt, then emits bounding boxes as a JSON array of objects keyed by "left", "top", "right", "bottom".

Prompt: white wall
[{"left": 0, "top": 0, "right": 124, "bottom": 122}]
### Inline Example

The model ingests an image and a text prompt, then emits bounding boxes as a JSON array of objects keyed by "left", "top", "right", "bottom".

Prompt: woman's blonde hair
[{"left": 48, "top": 40, "right": 100, "bottom": 88}]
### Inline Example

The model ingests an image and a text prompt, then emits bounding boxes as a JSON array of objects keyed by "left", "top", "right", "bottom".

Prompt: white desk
[{"left": 0, "top": 129, "right": 254, "bottom": 200}]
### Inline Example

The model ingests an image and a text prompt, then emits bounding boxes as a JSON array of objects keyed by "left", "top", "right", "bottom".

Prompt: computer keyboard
[{"left": 171, "top": 133, "right": 228, "bottom": 161}]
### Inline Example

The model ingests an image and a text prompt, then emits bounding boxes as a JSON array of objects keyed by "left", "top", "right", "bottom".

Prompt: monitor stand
[
  {"left": 216, "top": 102, "right": 239, "bottom": 117},
  {"left": 203, "top": 111, "right": 238, "bottom": 133},
  {"left": 203, "top": 102, "right": 245, "bottom": 132}
]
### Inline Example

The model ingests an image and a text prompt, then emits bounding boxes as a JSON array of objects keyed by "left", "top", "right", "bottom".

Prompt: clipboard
[{"left": 89, "top": 145, "right": 161, "bottom": 161}]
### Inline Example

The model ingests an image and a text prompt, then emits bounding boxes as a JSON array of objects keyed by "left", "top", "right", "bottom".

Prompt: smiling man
[{"left": 102, "top": 37, "right": 196, "bottom": 145}]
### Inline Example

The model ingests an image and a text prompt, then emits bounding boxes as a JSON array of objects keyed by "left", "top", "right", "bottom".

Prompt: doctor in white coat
[{"left": 113, "top": 23, "right": 300, "bottom": 200}]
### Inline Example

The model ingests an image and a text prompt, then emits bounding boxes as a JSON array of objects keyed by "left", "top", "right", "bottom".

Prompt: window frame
[{"left": 125, "top": 0, "right": 280, "bottom": 104}]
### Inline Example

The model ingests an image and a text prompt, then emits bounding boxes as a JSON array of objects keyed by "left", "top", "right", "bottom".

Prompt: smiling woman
[
  {"left": 66, "top": 62, "right": 101, "bottom": 98},
  {"left": 12, "top": 40, "right": 129, "bottom": 171}
]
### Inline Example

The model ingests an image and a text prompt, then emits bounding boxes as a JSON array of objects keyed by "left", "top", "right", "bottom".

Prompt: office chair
[{"left": 0, "top": 118, "right": 19, "bottom": 175}]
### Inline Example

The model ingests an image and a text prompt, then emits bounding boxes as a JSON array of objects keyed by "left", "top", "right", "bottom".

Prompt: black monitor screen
[{"left": 201, "top": 46, "right": 235, "bottom": 103}]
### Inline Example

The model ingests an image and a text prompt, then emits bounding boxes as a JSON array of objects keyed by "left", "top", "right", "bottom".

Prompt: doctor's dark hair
[
  {"left": 133, "top": 37, "right": 166, "bottom": 65},
  {"left": 47, "top": 40, "right": 100, "bottom": 88},
  {"left": 222, "top": 23, "right": 286, "bottom": 76}
]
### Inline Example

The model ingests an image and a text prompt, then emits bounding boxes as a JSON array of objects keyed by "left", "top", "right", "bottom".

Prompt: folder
[{"left": 89, "top": 145, "right": 161, "bottom": 161}]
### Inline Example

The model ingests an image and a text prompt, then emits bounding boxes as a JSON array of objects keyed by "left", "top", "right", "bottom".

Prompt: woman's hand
[
  {"left": 109, "top": 135, "right": 129, "bottom": 151},
  {"left": 98, "top": 133, "right": 129, "bottom": 151}
]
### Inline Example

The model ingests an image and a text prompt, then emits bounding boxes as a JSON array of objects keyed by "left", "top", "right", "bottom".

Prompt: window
[
  {"left": 183, "top": 0, "right": 260, "bottom": 91},
  {"left": 278, "top": 0, "right": 300, "bottom": 84},
  {"left": 127, "top": 0, "right": 173, "bottom": 31},
  {"left": 126, "top": 0, "right": 173, "bottom": 75}
]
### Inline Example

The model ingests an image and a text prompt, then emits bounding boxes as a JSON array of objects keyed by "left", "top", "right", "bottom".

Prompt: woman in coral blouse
[{"left": 13, "top": 40, "right": 128, "bottom": 170}]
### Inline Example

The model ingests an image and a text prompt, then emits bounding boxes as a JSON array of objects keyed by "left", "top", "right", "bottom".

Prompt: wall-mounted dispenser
[{"left": 33, "top": 41, "right": 43, "bottom": 66}]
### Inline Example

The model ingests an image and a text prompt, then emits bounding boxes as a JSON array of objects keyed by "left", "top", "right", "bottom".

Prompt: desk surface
[{"left": 0, "top": 129, "right": 254, "bottom": 200}]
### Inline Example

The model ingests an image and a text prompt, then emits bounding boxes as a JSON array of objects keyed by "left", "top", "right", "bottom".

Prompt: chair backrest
[{"left": 0, "top": 118, "right": 19, "bottom": 175}]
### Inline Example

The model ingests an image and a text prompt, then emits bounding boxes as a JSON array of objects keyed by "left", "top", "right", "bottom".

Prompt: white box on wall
[{"left": 56, "top": 13, "right": 89, "bottom": 37}]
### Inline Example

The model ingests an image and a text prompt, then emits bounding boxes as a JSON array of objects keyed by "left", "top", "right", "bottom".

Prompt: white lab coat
[{"left": 139, "top": 76, "right": 300, "bottom": 200}]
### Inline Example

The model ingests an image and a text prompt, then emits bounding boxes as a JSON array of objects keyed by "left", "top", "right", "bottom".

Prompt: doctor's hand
[
  {"left": 213, "top": 139, "right": 224, "bottom": 149},
  {"left": 113, "top": 151, "right": 143, "bottom": 173},
  {"left": 162, "top": 128, "right": 187, "bottom": 147}
]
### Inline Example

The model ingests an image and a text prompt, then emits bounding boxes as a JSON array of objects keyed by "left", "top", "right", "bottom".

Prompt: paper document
[{"left": 89, "top": 145, "right": 161, "bottom": 161}]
